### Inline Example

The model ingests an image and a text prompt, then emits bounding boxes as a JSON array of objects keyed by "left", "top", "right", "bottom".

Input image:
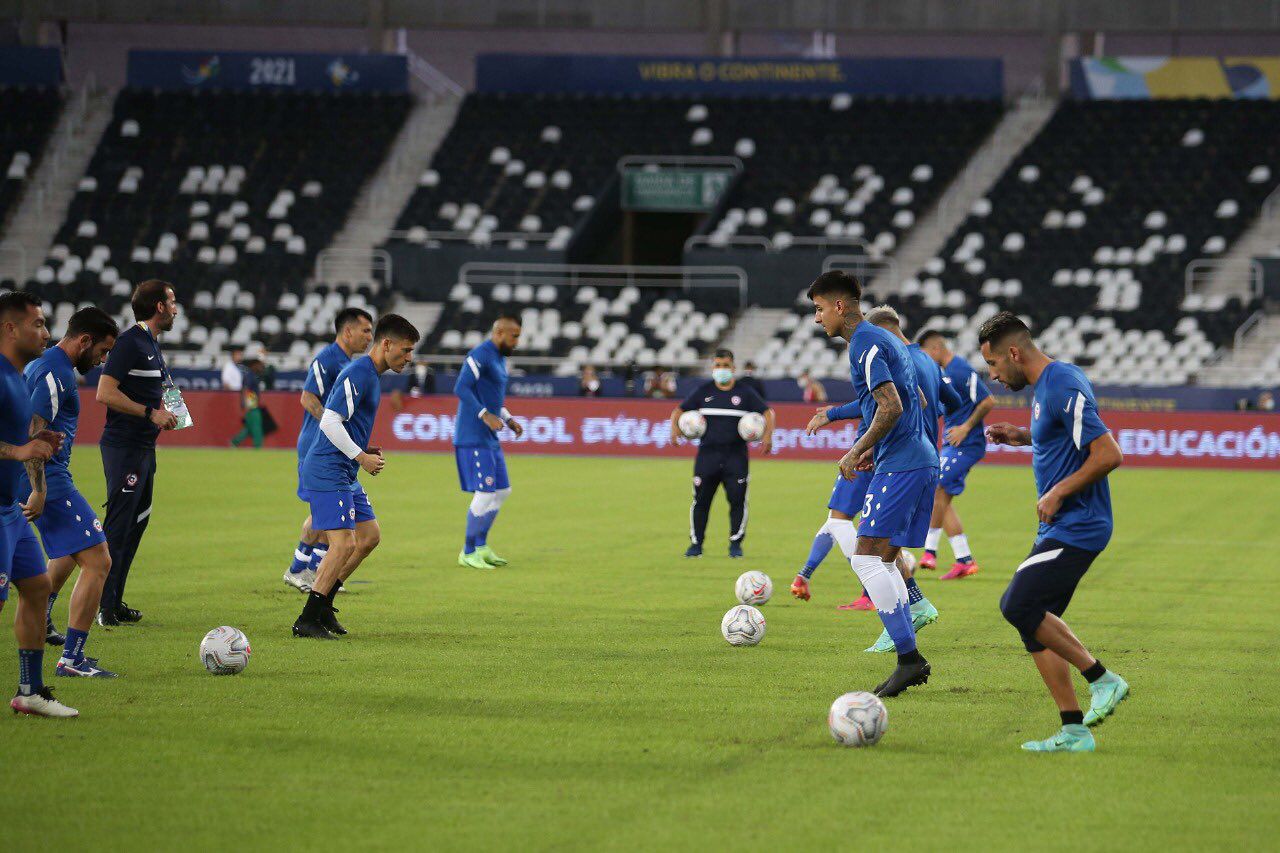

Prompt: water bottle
[{"left": 162, "top": 380, "right": 194, "bottom": 430}]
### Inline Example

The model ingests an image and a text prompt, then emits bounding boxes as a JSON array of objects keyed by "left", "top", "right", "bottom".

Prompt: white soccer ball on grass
[
  {"left": 828, "top": 691, "right": 888, "bottom": 746},
  {"left": 721, "top": 604, "right": 766, "bottom": 646},
  {"left": 200, "top": 626, "right": 251, "bottom": 675},
  {"left": 734, "top": 571, "right": 773, "bottom": 605}
]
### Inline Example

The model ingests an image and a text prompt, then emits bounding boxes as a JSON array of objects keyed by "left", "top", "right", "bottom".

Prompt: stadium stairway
[
  {"left": 388, "top": 296, "right": 442, "bottom": 343},
  {"left": 886, "top": 94, "right": 1057, "bottom": 297},
  {"left": 0, "top": 86, "right": 114, "bottom": 283},
  {"left": 717, "top": 307, "right": 793, "bottom": 364},
  {"left": 317, "top": 93, "right": 462, "bottom": 288},
  {"left": 1193, "top": 313, "right": 1280, "bottom": 387},
  {"left": 1196, "top": 201, "right": 1280, "bottom": 300}
]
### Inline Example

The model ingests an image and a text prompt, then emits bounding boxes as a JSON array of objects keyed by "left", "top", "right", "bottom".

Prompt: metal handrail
[
  {"left": 457, "top": 261, "right": 749, "bottom": 308},
  {"left": 1234, "top": 310, "right": 1265, "bottom": 352},
  {"left": 684, "top": 233, "right": 871, "bottom": 254},
  {"left": 386, "top": 229, "right": 558, "bottom": 244},
  {"left": 822, "top": 253, "right": 899, "bottom": 289},
  {"left": 314, "top": 248, "right": 392, "bottom": 288},
  {"left": 617, "top": 155, "right": 743, "bottom": 172},
  {"left": 1185, "top": 257, "right": 1264, "bottom": 298},
  {"left": 1263, "top": 183, "right": 1280, "bottom": 220}
]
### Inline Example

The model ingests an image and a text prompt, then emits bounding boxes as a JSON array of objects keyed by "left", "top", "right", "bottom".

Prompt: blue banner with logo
[
  {"left": 126, "top": 50, "right": 407, "bottom": 93},
  {"left": 0, "top": 47, "right": 63, "bottom": 85},
  {"left": 476, "top": 54, "right": 1002, "bottom": 97}
]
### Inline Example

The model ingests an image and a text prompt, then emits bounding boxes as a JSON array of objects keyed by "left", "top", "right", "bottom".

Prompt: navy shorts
[
  {"left": 455, "top": 445, "right": 509, "bottom": 493},
  {"left": 999, "top": 538, "right": 1100, "bottom": 652},
  {"left": 939, "top": 444, "right": 984, "bottom": 496},
  {"left": 857, "top": 466, "right": 939, "bottom": 548},
  {"left": 0, "top": 512, "right": 47, "bottom": 602},
  {"left": 827, "top": 471, "right": 873, "bottom": 517}
]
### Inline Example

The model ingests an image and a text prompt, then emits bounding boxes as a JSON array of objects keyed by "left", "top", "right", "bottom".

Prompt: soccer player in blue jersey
[
  {"left": 453, "top": 315, "right": 524, "bottom": 570},
  {"left": 803, "top": 272, "right": 937, "bottom": 697},
  {"left": 20, "top": 307, "right": 120, "bottom": 678},
  {"left": 292, "top": 314, "right": 418, "bottom": 640},
  {"left": 979, "top": 312, "right": 1128, "bottom": 752},
  {"left": 917, "top": 329, "right": 996, "bottom": 580},
  {"left": 0, "top": 292, "right": 77, "bottom": 716},
  {"left": 283, "top": 307, "right": 373, "bottom": 593}
]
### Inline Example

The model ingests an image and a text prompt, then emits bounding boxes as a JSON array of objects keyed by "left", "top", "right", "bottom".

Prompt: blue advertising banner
[
  {"left": 476, "top": 54, "right": 1003, "bottom": 98},
  {"left": 126, "top": 50, "right": 407, "bottom": 93},
  {"left": 0, "top": 47, "right": 63, "bottom": 85}
]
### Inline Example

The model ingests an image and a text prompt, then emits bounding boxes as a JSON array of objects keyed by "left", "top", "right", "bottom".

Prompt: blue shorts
[
  {"left": 0, "top": 512, "right": 47, "bottom": 602},
  {"left": 296, "top": 459, "right": 307, "bottom": 501},
  {"left": 939, "top": 444, "right": 985, "bottom": 496},
  {"left": 33, "top": 488, "right": 107, "bottom": 560},
  {"left": 455, "top": 445, "right": 509, "bottom": 493},
  {"left": 828, "top": 471, "right": 873, "bottom": 517},
  {"left": 858, "top": 466, "right": 939, "bottom": 548},
  {"left": 308, "top": 485, "right": 376, "bottom": 532}
]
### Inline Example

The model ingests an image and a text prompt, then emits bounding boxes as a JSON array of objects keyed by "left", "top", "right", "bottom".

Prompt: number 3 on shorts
[{"left": 861, "top": 492, "right": 873, "bottom": 520}]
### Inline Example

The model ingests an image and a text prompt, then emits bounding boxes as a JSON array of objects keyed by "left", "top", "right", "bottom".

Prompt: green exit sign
[{"left": 621, "top": 168, "right": 733, "bottom": 212}]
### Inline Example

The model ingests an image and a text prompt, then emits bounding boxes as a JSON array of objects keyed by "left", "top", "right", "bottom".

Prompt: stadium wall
[{"left": 69, "top": 390, "right": 1280, "bottom": 470}]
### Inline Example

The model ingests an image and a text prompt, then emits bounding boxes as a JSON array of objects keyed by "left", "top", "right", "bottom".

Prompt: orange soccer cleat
[
  {"left": 837, "top": 593, "right": 875, "bottom": 611},
  {"left": 790, "top": 576, "right": 811, "bottom": 601},
  {"left": 939, "top": 560, "right": 979, "bottom": 580}
]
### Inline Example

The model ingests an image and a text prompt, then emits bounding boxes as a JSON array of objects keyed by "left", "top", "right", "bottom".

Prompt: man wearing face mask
[{"left": 669, "top": 349, "right": 775, "bottom": 559}]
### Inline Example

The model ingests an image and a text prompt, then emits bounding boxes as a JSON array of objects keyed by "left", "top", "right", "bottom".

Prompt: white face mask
[{"left": 712, "top": 368, "right": 734, "bottom": 385}]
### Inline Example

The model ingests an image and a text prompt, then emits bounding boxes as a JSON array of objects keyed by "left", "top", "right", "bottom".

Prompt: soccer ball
[
  {"left": 828, "top": 691, "right": 888, "bottom": 747},
  {"left": 721, "top": 604, "right": 766, "bottom": 646},
  {"left": 734, "top": 571, "right": 773, "bottom": 605},
  {"left": 678, "top": 410, "right": 707, "bottom": 439},
  {"left": 899, "top": 549, "right": 917, "bottom": 573},
  {"left": 737, "top": 411, "right": 766, "bottom": 442},
  {"left": 200, "top": 626, "right": 251, "bottom": 675}
]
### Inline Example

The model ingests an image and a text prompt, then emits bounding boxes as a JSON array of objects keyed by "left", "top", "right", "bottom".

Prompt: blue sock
[
  {"left": 800, "top": 531, "right": 834, "bottom": 578},
  {"left": 290, "top": 541, "right": 313, "bottom": 574},
  {"left": 464, "top": 510, "right": 486, "bottom": 553},
  {"left": 309, "top": 546, "right": 328, "bottom": 571},
  {"left": 474, "top": 509, "right": 499, "bottom": 548},
  {"left": 905, "top": 577, "right": 924, "bottom": 606},
  {"left": 878, "top": 603, "right": 917, "bottom": 655},
  {"left": 62, "top": 628, "right": 89, "bottom": 664},
  {"left": 957, "top": 555, "right": 974, "bottom": 564},
  {"left": 46, "top": 592, "right": 57, "bottom": 622},
  {"left": 18, "top": 648, "right": 43, "bottom": 695}
]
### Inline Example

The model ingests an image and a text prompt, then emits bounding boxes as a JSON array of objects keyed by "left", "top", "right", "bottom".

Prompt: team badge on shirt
[
  {"left": 731, "top": 396, "right": 741, "bottom": 405},
  {"left": 1033, "top": 401, "right": 1041, "bottom": 421}
]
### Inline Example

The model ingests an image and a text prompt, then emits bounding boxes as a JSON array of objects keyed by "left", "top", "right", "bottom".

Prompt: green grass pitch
[{"left": 5, "top": 448, "right": 1279, "bottom": 849}]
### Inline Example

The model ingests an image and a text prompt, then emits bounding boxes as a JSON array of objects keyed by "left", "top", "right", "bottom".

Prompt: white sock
[
  {"left": 849, "top": 554, "right": 901, "bottom": 615},
  {"left": 950, "top": 533, "right": 971, "bottom": 560},
  {"left": 826, "top": 518, "right": 858, "bottom": 559},
  {"left": 925, "top": 528, "right": 943, "bottom": 552},
  {"left": 884, "top": 561, "right": 909, "bottom": 606}
]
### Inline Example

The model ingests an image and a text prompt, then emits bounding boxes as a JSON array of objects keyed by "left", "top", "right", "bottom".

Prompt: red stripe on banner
[{"left": 74, "top": 389, "right": 1280, "bottom": 470}]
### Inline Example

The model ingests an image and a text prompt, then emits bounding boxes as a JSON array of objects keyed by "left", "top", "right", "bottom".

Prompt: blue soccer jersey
[
  {"left": 301, "top": 355, "right": 381, "bottom": 493},
  {"left": 909, "top": 342, "right": 963, "bottom": 451},
  {"left": 1031, "top": 361, "right": 1113, "bottom": 551},
  {"left": 827, "top": 322, "right": 935, "bottom": 473},
  {"left": 942, "top": 354, "right": 992, "bottom": 452},
  {"left": 24, "top": 346, "right": 80, "bottom": 497},
  {"left": 453, "top": 339, "right": 508, "bottom": 448},
  {"left": 0, "top": 354, "right": 33, "bottom": 525},
  {"left": 297, "top": 342, "right": 353, "bottom": 461}
]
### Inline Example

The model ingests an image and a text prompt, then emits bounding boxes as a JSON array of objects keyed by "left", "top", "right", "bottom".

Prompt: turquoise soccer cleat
[
  {"left": 474, "top": 545, "right": 508, "bottom": 567},
  {"left": 864, "top": 600, "right": 941, "bottom": 653},
  {"left": 1021, "top": 724, "right": 1095, "bottom": 753},
  {"left": 1084, "top": 671, "right": 1129, "bottom": 726}
]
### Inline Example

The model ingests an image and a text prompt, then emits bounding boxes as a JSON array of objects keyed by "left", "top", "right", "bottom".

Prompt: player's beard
[
  {"left": 74, "top": 350, "right": 97, "bottom": 374},
  {"left": 497, "top": 343, "right": 515, "bottom": 356},
  {"left": 158, "top": 312, "right": 176, "bottom": 332}
]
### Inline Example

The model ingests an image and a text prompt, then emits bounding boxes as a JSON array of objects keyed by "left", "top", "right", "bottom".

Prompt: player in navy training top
[
  {"left": 94, "top": 279, "right": 180, "bottom": 626},
  {"left": 282, "top": 307, "right": 372, "bottom": 593},
  {"left": 0, "top": 292, "right": 78, "bottom": 717},
  {"left": 918, "top": 329, "right": 996, "bottom": 579},
  {"left": 669, "top": 348, "right": 774, "bottom": 559},
  {"left": 979, "top": 311, "right": 1128, "bottom": 753},
  {"left": 292, "top": 314, "right": 418, "bottom": 640},
  {"left": 804, "top": 272, "right": 935, "bottom": 699},
  {"left": 453, "top": 315, "right": 525, "bottom": 570},
  {"left": 20, "top": 307, "right": 120, "bottom": 678}
]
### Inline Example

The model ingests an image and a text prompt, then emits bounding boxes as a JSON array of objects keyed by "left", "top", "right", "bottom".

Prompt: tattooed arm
[
  {"left": 839, "top": 382, "right": 902, "bottom": 479},
  {"left": 21, "top": 414, "right": 48, "bottom": 521}
]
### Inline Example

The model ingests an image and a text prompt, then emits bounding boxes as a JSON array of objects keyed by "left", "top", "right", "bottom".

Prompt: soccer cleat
[
  {"left": 283, "top": 568, "right": 316, "bottom": 593},
  {"left": 790, "top": 576, "right": 811, "bottom": 601},
  {"left": 45, "top": 616, "right": 65, "bottom": 647},
  {"left": 865, "top": 601, "right": 939, "bottom": 653},
  {"left": 684, "top": 544, "right": 703, "bottom": 558},
  {"left": 474, "top": 545, "right": 507, "bottom": 566},
  {"left": 10, "top": 687, "right": 78, "bottom": 718},
  {"left": 458, "top": 549, "right": 496, "bottom": 570},
  {"left": 873, "top": 659, "right": 931, "bottom": 697},
  {"left": 96, "top": 608, "right": 120, "bottom": 628},
  {"left": 1021, "top": 724, "right": 1095, "bottom": 752},
  {"left": 919, "top": 551, "right": 937, "bottom": 570},
  {"left": 56, "top": 657, "right": 119, "bottom": 678},
  {"left": 837, "top": 593, "right": 875, "bottom": 611},
  {"left": 319, "top": 606, "right": 347, "bottom": 637},
  {"left": 291, "top": 617, "right": 336, "bottom": 640},
  {"left": 115, "top": 602, "right": 142, "bottom": 623},
  {"left": 728, "top": 543, "right": 744, "bottom": 559},
  {"left": 336, "top": 582, "right": 348, "bottom": 594},
  {"left": 939, "top": 561, "right": 979, "bottom": 580},
  {"left": 1084, "top": 671, "right": 1129, "bottom": 727}
]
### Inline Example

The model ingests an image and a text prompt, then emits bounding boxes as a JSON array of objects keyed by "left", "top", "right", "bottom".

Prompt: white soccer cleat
[
  {"left": 283, "top": 569, "right": 316, "bottom": 593},
  {"left": 11, "top": 687, "right": 79, "bottom": 718}
]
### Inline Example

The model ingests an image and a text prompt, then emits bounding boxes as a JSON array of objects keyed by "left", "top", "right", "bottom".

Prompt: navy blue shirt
[
  {"left": 679, "top": 380, "right": 768, "bottom": 449},
  {"left": 100, "top": 323, "right": 167, "bottom": 449},
  {"left": 1031, "top": 361, "right": 1113, "bottom": 551},
  {"left": 24, "top": 346, "right": 80, "bottom": 498}
]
